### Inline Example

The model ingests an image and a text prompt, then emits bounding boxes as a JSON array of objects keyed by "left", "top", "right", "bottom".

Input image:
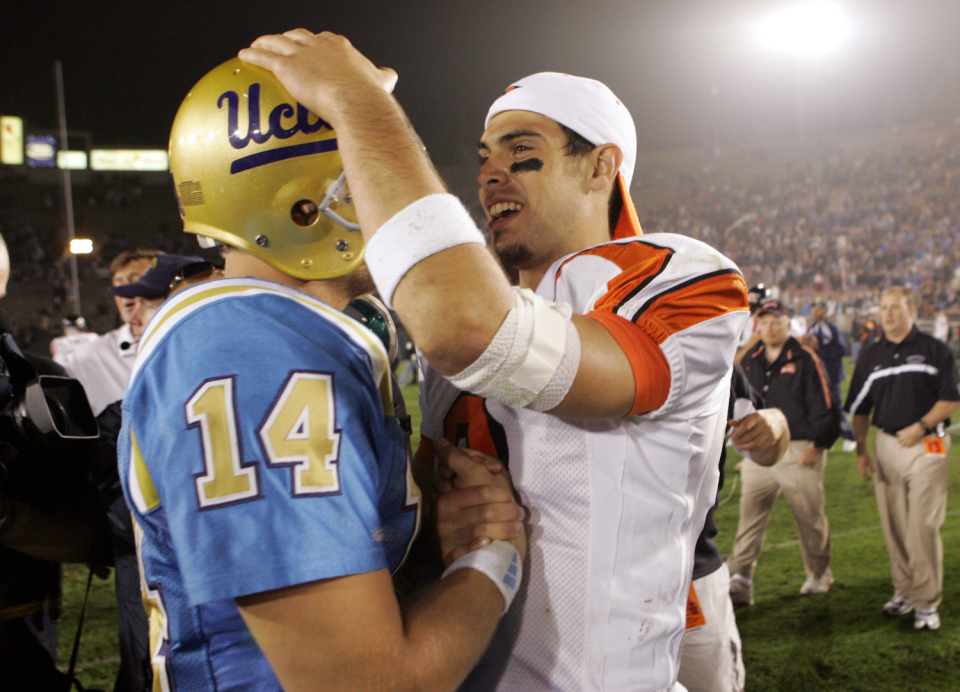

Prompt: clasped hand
[{"left": 433, "top": 439, "right": 527, "bottom": 566}]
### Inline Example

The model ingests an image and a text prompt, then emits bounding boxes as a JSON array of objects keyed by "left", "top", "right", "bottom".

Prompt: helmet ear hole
[{"left": 291, "top": 200, "right": 320, "bottom": 227}]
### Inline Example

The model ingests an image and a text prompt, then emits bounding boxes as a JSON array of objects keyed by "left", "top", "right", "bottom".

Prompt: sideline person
[
  {"left": 53, "top": 249, "right": 162, "bottom": 415},
  {"left": 728, "top": 300, "right": 839, "bottom": 604},
  {"left": 846, "top": 286, "right": 960, "bottom": 631},
  {"left": 806, "top": 300, "right": 856, "bottom": 451}
]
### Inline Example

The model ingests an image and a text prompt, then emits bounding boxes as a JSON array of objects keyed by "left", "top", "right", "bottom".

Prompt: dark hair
[
  {"left": 109, "top": 249, "right": 162, "bottom": 276},
  {"left": 559, "top": 125, "right": 623, "bottom": 237},
  {"left": 559, "top": 124, "right": 596, "bottom": 158}
]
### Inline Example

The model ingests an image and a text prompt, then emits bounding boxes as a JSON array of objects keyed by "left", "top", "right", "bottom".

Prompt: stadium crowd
[{"left": 638, "top": 132, "right": 960, "bottom": 320}]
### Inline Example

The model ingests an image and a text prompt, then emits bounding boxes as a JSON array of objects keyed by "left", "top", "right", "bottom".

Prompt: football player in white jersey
[
  {"left": 123, "top": 58, "right": 527, "bottom": 692},
  {"left": 242, "top": 30, "right": 748, "bottom": 691}
]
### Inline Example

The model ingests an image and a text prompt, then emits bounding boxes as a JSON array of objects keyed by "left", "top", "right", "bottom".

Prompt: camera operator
[
  {"left": 0, "top": 233, "right": 99, "bottom": 690},
  {"left": 0, "top": 234, "right": 165, "bottom": 692},
  {"left": 9, "top": 255, "right": 219, "bottom": 692}
]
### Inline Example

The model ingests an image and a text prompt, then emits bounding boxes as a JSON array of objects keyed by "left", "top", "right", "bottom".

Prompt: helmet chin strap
[{"left": 320, "top": 172, "right": 361, "bottom": 231}]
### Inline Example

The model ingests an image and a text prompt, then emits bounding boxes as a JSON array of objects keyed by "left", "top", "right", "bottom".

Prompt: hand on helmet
[{"left": 239, "top": 29, "right": 397, "bottom": 126}]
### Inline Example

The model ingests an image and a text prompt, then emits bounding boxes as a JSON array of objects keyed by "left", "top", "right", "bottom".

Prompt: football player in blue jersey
[{"left": 120, "top": 58, "right": 526, "bottom": 691}]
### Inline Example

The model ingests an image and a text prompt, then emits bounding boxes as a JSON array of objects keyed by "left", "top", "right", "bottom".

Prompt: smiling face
[
  {"left": 477, "top": 110, "right": 607, "bottom": 283},
  {"left": 111, "top": 258, "right": 153, "bottom": 331}
]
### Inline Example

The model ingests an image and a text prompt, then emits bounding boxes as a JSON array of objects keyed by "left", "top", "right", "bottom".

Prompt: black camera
[{"left": 0, "top": 333, "right": 99, "bottom": 504}]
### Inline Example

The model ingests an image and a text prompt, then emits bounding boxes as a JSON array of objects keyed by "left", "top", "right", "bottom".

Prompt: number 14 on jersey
[{"left": 186, "top": 371, "right": 342, "bottom": 509}]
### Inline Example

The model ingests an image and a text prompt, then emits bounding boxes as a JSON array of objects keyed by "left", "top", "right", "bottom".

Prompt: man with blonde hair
[
  {"left": 53, "top": 249, "right": 162, "bottom": 415},
  {"left": 846, "top": 286, "right": 960, "bottom": 630}
]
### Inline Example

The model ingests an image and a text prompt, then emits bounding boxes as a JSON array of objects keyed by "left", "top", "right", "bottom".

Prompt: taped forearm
[{"left": 447, "top": 288, "right": 580, "bottom": 411}]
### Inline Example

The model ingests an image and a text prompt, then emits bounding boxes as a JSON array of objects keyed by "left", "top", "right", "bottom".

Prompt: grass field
[{"left": 57, "top": 378, "right": 960, "bottom": 690}]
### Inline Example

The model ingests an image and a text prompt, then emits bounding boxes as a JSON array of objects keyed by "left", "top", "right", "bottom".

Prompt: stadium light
[
  {"left": 70, "top": 238, "right": 93, "bottom": 254},
  {"left": 756, "top": 2, "right": 850, "bottom": 59}
]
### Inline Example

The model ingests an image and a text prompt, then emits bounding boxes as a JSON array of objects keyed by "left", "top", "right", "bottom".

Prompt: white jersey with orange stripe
[{"left": 419, "top": 233, "right": 748, "bottom": 692}]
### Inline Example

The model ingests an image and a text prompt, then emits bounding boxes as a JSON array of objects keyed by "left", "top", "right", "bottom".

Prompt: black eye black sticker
[{"left": 511, "top": 158, "right": 544, "bottom": 174}]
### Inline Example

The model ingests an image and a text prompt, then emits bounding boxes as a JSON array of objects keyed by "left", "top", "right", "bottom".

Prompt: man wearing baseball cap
[
  {"left": 242, "top": 31, "right": 749, "bottom": 691},
  {"left": 729, "top": 300, "right": 840, "bottom": 605},
  {"left": 107, "top": 254, "right": 218, "bottom": 339}
]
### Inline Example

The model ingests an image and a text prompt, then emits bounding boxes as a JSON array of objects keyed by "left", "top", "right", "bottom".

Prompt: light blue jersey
[{"left": 119, "top": 278, "right": 420, "bottom": 691}]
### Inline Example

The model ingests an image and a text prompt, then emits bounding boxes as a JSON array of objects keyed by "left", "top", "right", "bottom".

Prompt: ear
[{"left": 587, "top": 144, "right": 622, "bottom": 193}]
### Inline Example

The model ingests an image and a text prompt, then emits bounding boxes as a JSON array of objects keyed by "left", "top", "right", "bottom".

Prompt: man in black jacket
[
  {"left": 727, "top": 300, "right": 840, "bottom": 604},
  {"left": 846, "top": 286, "right": 960, "bottom": 630}
]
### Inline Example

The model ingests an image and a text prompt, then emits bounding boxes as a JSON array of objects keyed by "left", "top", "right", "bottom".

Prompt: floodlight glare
[
  {"left": 757, "top": 2, "right": 850, "bottom": 58},
  {"left": 70, "top": 239, "right": 93, "bottom": 255}
]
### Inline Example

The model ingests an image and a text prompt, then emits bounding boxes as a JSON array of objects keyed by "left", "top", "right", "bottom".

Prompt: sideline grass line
[{"left": 763, "top": 508, "right": 960, "bottom": 550}]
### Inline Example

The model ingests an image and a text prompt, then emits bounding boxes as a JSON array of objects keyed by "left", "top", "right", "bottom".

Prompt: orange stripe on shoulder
[
  {"left": 802, "top": 344, "right": 833, "bottom": 409},
  {"left": 556, "top": 242, "right": 674, "bottom": 313},
  {"left": 636, "top": 271, "right": 748, "bottom": 345},
  {"left": 587, "top": 311, "right": 671, "bottom": 416}
]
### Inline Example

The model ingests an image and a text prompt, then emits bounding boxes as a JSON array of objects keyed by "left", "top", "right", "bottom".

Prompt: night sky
[{"left": 2, "top": 0, "right": 959, "bottom": 173}]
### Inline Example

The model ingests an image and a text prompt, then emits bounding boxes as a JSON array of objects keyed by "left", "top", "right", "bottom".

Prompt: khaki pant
[
  {"left": 727, "top": 440, "right": 831, "bottom": 581},
  {"left": 873, "top": 430, "right": 951, "bottom": 610},
  {"left": 678, "top": 562, "right": 745, "bottom": 692}
]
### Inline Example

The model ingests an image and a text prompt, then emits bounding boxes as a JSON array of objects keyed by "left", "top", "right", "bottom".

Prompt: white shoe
[
  {"left": 800, "top": 570, "right": 834, "bottom": 595},
  {"left": 914, "top": 608, "right": 940, "bottom": 630},
  {"left": 842, "top": 439, "right": 857, "bottom": 453},
  {"left": 882, "top": 595, "right": 914, "bottom": 617},
  {"left": 729, "top": 573, "right": 754, "bottom": 606}
]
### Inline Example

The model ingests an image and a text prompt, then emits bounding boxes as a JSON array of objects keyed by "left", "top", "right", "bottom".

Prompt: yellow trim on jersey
[
  {"left": 140, "top": 284, "right": 254, "bottom": 351},
  {"left": 133, "top": 519, "right": 172, "bottom": 692},
  {"left": 131, "top": 427, "right": 161, "bottom": 512},
  {"left": 136, "top": 279, "right": 393, "bottom": 416}
]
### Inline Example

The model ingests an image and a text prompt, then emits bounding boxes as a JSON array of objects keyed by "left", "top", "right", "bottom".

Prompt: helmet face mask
[{"left": 170, "top": 58, "right": 363, "bottom": 281}]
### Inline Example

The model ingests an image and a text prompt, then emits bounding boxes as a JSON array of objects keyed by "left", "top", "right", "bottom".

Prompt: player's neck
[
  {"left": 518, "top": 267, "right": 549, "bottom": 291},
  {"left": 517, "top": 219, "right": 611, "bottom": 291},
  {"left": 884, "top": 325, "right": 912, "bottom": 344},
  {"left": 223, "top": 251, "right": 358, "bottom": 310}
]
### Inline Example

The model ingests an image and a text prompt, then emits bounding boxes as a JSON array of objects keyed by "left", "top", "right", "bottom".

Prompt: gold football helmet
[{"left": 169, "top": 57, "right": 362, "bottom": 280}]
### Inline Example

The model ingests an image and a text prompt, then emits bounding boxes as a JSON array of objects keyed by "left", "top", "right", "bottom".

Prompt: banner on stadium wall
[
  {"left": 25, "top": 135, "right": 56, "bottom": 168},
  {"left": 0, "top": 116, "right": 24, "bottom": 165},
  {"left": 90, "top": 149, "right": 168, "bottom": 171}
]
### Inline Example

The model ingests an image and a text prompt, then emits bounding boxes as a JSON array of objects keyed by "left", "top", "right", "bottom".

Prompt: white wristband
[
  {"left": 442, "top": 540, "right": 522, "bottom": 615},
  {"left": 364, "top": 194, "right": 486, "bottom": 309}
]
